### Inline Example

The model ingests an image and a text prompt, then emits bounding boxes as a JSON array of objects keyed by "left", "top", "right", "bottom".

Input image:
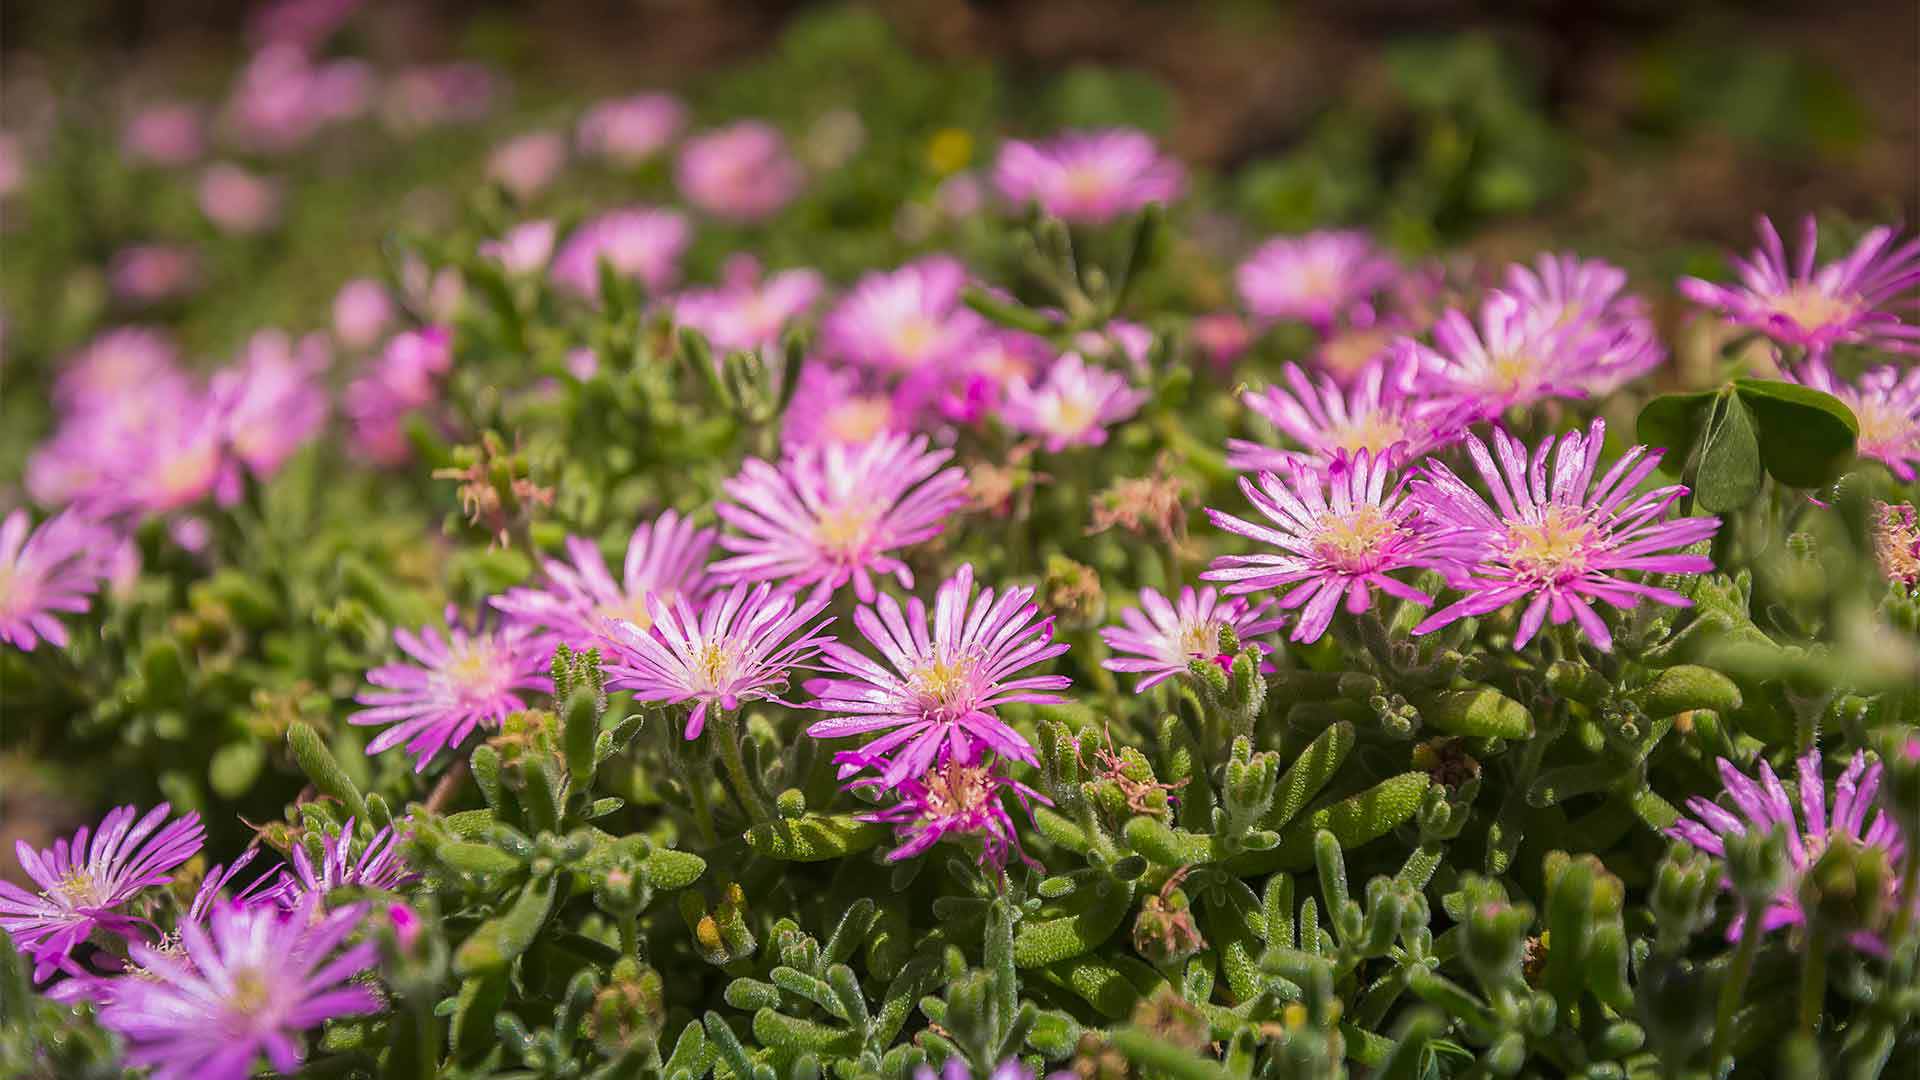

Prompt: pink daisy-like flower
[
  {"left": 0, "top": 508, "right": 118, "bottom": 651},
  {"left": 712, "top": 433, "right": 969, "bottom": 602},
  {"left": 674, "top": 260, "right": 825, "bottom": 354},
  {"left": 676, "top": 120, "right": 804, "bottom": 223},
  {"left": 780, "top": 362, "right": 913, "bottom": 450},
  {"left": 550, "top": 206, "right": 691, "bottom": 302},
  {"left": 600, "top": 581, "right": 833, "bottom": 739},
  {"left": 1403, "top": 290, "right": 1647, "bottom": 420},
  {"left": 1204, "top": 449, "right": 1445, "bottom": 644},
  {"left": 1001, "top": 353, "right": 1148, "bottom": 452},
  {"left": 96, "top": 894, "right": 381, "bottom": 1080},
  {"left": 109, "top": 244, "right": 202, "bottom": 304},
  {"left": 822, "top": 256, "right": 985, "bottom": 373},
  {"left": 1237, "top": 229, "right": 1400, "bottom": 332},
  {"left": 993, "top": 129, "right": 1184, "bottom": 225},
  {"left": 1670, "top": 749, "right": 1906, "bottom": 949},
  {"left": 1100, "top": 586, "right": 1283, "bottom": 692},
  {"left": 123, "top": 103, "right": 205, "bottom": 168},
  {"left": 198, "top": 162, "right": 281, "bottom": 234},
  {"left": 1226, "top": 354, "right": 1465, "bottom": 475},
  {"left": 265, "top": 819, "right": 417, "bottom": 909},
  {"left": 1504, "top": 253, "right": 1664, "bottom": 392},
  {"left": 332, "top": 278, "right": 394, "bottom": 350},
  {"left": 53, "top": 327, "right": 186, "bottom": 410},
  {"left": 1784, "top": 358, "right": 1920, "bottom": 481},
  {"left": 577, "top": 92, "right": 686, "bottom": 165},
  {"left": 350, "top": 610, "right": 553, "bottom": 772},
  {"left": 494, "top": 510, "right": 717, "bottom": 650},
  {"left": 1411, "top": 418, "right": 1720, "bottom": 651},
  {"left": 937, "top": 329, "right": 1054, "bottom": 425},
  {"left": 344, "top": 326, "right": 452, "bottom": 465},
  {"left": 861, "top": 757, "right": 1049, "bottom": 869},
  {"left": 214, "top": 329, "right": 330, "bottom": 480},
  {"left": 486, "top": 130, "right": 566, "bottom": 201},
  {"left": 1679, "top": 216, "right": 1920, "bottom": 357},
  {"left": 1875, "top": 502, "right": 1920, "bottom": 587},
  {"left": 804, "top": 563, "right": 1070, "bottom": 787},
  {"left": 479, "top": 219, "right": 557, "bottom": 275},
  {"left": 98, "top": 394, "right": 241, "bottom": 517},
  {"left": 0, "top": 804, "right": 204, "bottom": 981}
]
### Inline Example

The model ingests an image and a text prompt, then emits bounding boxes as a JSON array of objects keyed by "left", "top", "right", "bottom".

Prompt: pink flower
[
  {"left": 861, "top": 758, "right": 1049, "bottom": 869},
  {"left": 1411, "top": 419, "right": 1720, "bottom": 651},
  {"left": 494, "top": 510, "right": 717, "bottom": 650},
  {"left": 713, "top": 433, "right": 969, "bottom": 602},
  {"left": 1237, "top": 230, "right": 1400, "bottom": 332},
  {"left": 676, "top": 120, "right": 804, "bottom": 222},
  {"left": 805, "top": 564, "right": 1070, "bottom": 787},
  {"left": 551, "top": 207, "right": 691, "bottom": 301},
  {"left": 381, "top": 62, "right": 497, "bottom": 133},
  {"left": 344, "top": 326, "right": 452, "bottom": 465},
  {"left": 0, "top": 508, "right": 118, "bottom": 651},
  {"left": 351, "top": 609, "right": 553, "bottom": 771},
  {"left": 198, "top": 163, "right": 281, "bottom": 234},
  {"left": 780, "top": 362, "right": 913, "bottom": 450},
  {"left": 109, "top": 245, "right": 201, "bottom": 304},
  {"left": 214, "top": 329, "right": 329, "bottom": 479},
  {"left": 993, "top": 129, "right": 1184, "bottom": 225},
  {"left": 0, "top": 804, "right": 204, "bottom": 981},
  {"left": 225, "top": 44, "right": 371, "bottom": 151},
  {"left": 822, "top": 257, "right": 984, "bottom": 373},
  {"left": 1227, "top": 353, "right": 1464, "bottom": 475},
  {"left": 1403, "top": 290, "right": 1650, "bottom": 421},
  {"left": 601, "top": 581, "right": 833, "bottom": 739},
  {"left": 53, "top": 327, "right": 185, "bottom": 409},
  {"left": 479, "top": 220, "right": 557, "bottom": 275},
  {"left": 1100, "top": 586, "right": 1282, "bottom": 691},
  {"left": 1680, "top": 216, "right": 1920, "bottom": 357},
  {"left": 1784, "top": 358, "right": 1920, "bottom": 481},
  {"left": 122, "top": 103, "right": 204, "bottom": 167},
  {"left": 266, "top": 819, "right": 417, "bottom": 909},
  {"left": 1503, "top": 253, "right": 1664, "bottom": 393},
  {"left": 577, "top": 93, "right": 686, "bottom": 165},
  {"left": 1204, "top": 449, "right": 1445, "bottom": 644},
  {"left": 487, "top": 131, "right": 567, "bottom": 200},
  {"left": 1002, "top": 353, "right": 1147, "bottom": 452},
  {"left": 1875, "top": 501, "right": 1920, "bottom": 587},
  {"left": 674, "top": 260, "right": 825, "bottom": 353},
  {"left": 1192, "top": 312, "right": 1253, "bottom": 369},
  {"left": 332, "top": 278, "right": 394, "bottom": 349}
]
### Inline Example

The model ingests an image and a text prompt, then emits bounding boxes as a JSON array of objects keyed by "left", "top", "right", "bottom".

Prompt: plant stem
[
  {"left": 685, "top": 769, "right": 719, "bottom": 848},
  {"left": 712, "top": 709, "right": 770, "bottom": 823},
  {"left": 424, "top": 759, "right": 470, "bottom": 814},
  {"left": 1709, "top": 903, "right": 1762, "bottom": 1074},
  {"left": 1798, "top": 924, "right": 1829, "bottom": 1036}
]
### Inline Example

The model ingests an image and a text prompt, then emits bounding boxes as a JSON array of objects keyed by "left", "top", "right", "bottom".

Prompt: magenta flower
[
  {"left": 1784, "top": 358, "right": 1920, "bottom": 481},
  {"left": 480, "top": 219, "right": 557, "bottom": 275},
  {"left": 198, "top": 162, "right": 281, "bottom": 234},
  {"left": 344, "top": 326, "right": 452, "bottom": 465},
  {"left": 268, "top": 820, "right": 417, "bottom": 909},
  {"left": 123, "top": 103, "right": 205, "bottom": 167},
  {"left": 1204, "top": 450, "right": 1444, "bottom": 644},
  {"left": 351, "top": 610, "right": 553, "bottom": 771},
  {"left": 823, "top": 257, "right": 985, "bottom": 372},
  {"left": 938, "top": 329, "right": 1053, "bottom": 424},
  {"left": 1100, "top": 586, "right": 1283, "bottom": 692},
  {"left": 713, "top": 433, "right": 968, "bottom": 603},
  {"left": 1227, "top": 354, "right": 1464, "bottom": 475},
  {"left": 1411, "top": 419, "right": 1720, "bottom": 651},
  {"left": 224, "top": 44, "right": 370, "bottom": 151},
  {"left": 97, "top": 894, "right": 381, "bottom": 1080},
  {"left": 601, "top": 581, "right": 833, "bottom": 739},
  {"left": 1876, "top": 502, "right": 1920, "bottom": 587},
  {"left": 53, "top": 327, "right": 185, "bottom": 410},
  {"left": 861, "top": 758, "right": 1049, "bottom": 869},
  {"left": 677, "top": 120, "right": 804, "bottom": 223},
  {"left": 333, "top": 278, "right": 395, "bottom": 350},
  {"left": 674, "top": 260, "right": 825, "bottom": 354},
  {"left": 109, "top": 244, "right": 202, "bottom": 304},
  {"left": 1679, "top": 216, "right": 1920, "bottom": 357},
  {"left": 1237, "top": 230, "right": 1400, "bottom": 332},
  {"left": 577, "top": 92, "right": 686, "bottom": 165},
  {"left": 494, "top": 510, "right": 717, "bottom": 649},
  {"left": 487, "top": 131, "right": 567, "bottom": 201},
  {"left": 551, "top": 207, "right": 692, "bottom": 301},
  {"left": 1503, "top": 253, "right": 1664, "bottom": 392},
  {"left": 804, "top": 564, "right": 1070, "bottom": 787},
  {"left": 1002, "top": 353, "right": 1148, "bottom": 452},
  {"left": 0, "top": 508, "right": 118, "bottom": 651},
  {"left": 781, "top": 362, "right": 912, "bottom": 450},
  {"left": 93, "top": 393, "right": 240, "bottom": 517},
  {"left": 993, "top": 129, "right": 1184, "bottom": 225},
  {"left": 1403, "top": 291, "right": 1648, "bottom": 420},
  {"left": 1670, "top": 749, "right": 1905, "bottom": 948},
  {"left": 0, "top": 804, "right": 204, "bottom": 981},
  {"left": 214, "top": 329, "right": 330, "bottom": 480}
]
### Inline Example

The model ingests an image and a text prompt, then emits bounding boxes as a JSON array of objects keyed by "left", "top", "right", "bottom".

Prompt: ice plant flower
[
  {"left": 1669, "top": 749, "right": 1906, "bottom": 948},
  {"left": 993, "top": 129, "right": 1184, "bottom": 225},
  {"left": 1503, "top": 253, "right": 1664, "bottom": 392},
  {"left": 1237, "top": 230, "right": 1399, "bottom": 332},
  {"left": 861, "top": 758, "right": 1049, "bottom": 869},
  {"left": 1875, "top": 502, "right": 1920, "bottom": 587},
  {"left": 268, "top": 820, "right": 417, "bottom": 909},
  {"left": 712, "top": 433, "right": 969, "bottom": 602},
  {"left": 53, "top": 326, "right": 186, "bottom": 410},
  {"left": 344, "top": 326, "right": 452, "bottom": 465},
  {"left": 1404, "top": 291, "right": 1648, "bottom": 420},
  {"left": 601, "top": 581, "right": 833, "bottom": 739},
  {"left": 487, "top": 130, "right": 566, "bottom": 201},
  {"left": 109, "top": 244, "right": 202, "bottom": 304},
  {"left": 1226, "top": 354, "right": 1463, "bottom": 474},
  {"left": 1411, "top": 419, "right": 1720, "bottom": 651},
  {"left": 550, "top": 206, "right": 691, "bottom": 301},
  {"left": 494, "top": 510, "right": 717, "bottom": 649},
  {"left": 1679, "top": 216, "right": 1920, "bottom": 357},
  {"left": 823, "top": 256, "right": 984, "bottom": 372},
  {"left": 351, "top": 610, "right": 553, "bottom": 771},
  {"left": 123, "top": 102, "right": 205, "bottom": 167},
  {"left": 781, "top": 362, "right": 911, "bottom": 450},
  {"left": 804, "top": 563, "right": 1070, "bottom": 787},
  {"left": 676, "top": 120, "right": 804, "bottom": 222},
  {"left": 1002, "top": 353, "right": 1148, "bottom": 452},
  {"left": 0, "top": 508, "right": 117, "bottom": 651},
  {"left": 198, "top": 162, "right": 281, "bottom": 234},
  {"left": 1784, "top": 359, "right": 1920, "bottom": 481},
  {"left": 577, "top": 92, "right": 686, "bottom": 165},
  {"left": 673, "top": 259, "right": 825, "bottom": 354},
  {"left": 1204, "top": 449, "right": 1442, "bottom": 644},
  {"left": 332, "top": 278, "right": 394, "bottom": 349},
  {"left": 0, "top": 804, "right": 204, "bottom": 981},
  {"left": 1100, "top": 586, "right": 1283, "bottom": 691},
  {"left": 96, "top": 894, "right": 381, "bottom": 1080},
  {"left": 479, "top": 219, "right": 557, "bottom": 275},
  {"left": 214, "top": 329, "right": 330, "bottom": 480}
]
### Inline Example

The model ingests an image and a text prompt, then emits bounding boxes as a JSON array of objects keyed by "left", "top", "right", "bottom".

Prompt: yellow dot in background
[
  {"left": 927, "top": 128, "right": 973, "bottom": 175},
  {"left": 1283, "top": 1003, "right": 1309, "bottom": 1030}
]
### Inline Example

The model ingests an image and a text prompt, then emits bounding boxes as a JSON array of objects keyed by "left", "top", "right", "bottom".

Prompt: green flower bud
[{"left": 1798, "top": 834, "right": 1894, "bottom": 938}]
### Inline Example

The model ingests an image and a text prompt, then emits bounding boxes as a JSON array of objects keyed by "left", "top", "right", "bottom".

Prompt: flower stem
[
  {"left": 1798, "top": 924, "right": 1830, "bottom": 1036},
  {"left": 1709, "top": 905, "right": 1762, "bottom": 1074},
  {"left": 713, "top": 710, "right": 770, "bottom": 824},
  {"left": 685, "top": 769, "right": 719, "bottom": 848}
]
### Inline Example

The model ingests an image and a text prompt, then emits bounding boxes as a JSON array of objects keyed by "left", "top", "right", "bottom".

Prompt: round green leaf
[
  {"left": 1732, "top": 378, "right": 1858, "bottom": 488},
  {"left": 1635, "top": 389, "right": 1719, "bottom": 475},
  {"left": 1693, "top": 391, "right": 1762, "bottom": 513}
]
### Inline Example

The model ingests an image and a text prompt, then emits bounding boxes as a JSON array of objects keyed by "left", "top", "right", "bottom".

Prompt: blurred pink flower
[
  {"left": 199, "top": 163, "right": 282, "bottom": 234},
  {"left": 994, "top": 129, "right": 1183, "bottom": 225},
  {"left": 382, "top": 63, "right": 498, "bottom": 133},
  {"left": 332, "top": 278, "right": 394, "bottom": 350},
  {"left": 675, "top": 259, "right": 824, "bottom": 354},
  {"left": 109, "top": 245, "right": 201, "bottom": 304},
  {"left": 577, "top": 92, "right": 685, "bottom": 165},
  {"left": 214, "top": 329, "right": 330, "bottom": 479},
  {"left": 551, "top": 207, "right": 691, "bottom": 302},
  {"left": 676, "top": 120, "right": 804, "bottom": 223},
  {"left": 1002, "top": 353, "right": 1147, "bottom": 452},
  {"left": 122, "top": 103, "right": 204, "bottom": 167},
  {"left": 487, "top": 131, "right": 567, "bottom": 201},
  {"left": 345, "top": 327, "right": 452, "bottom": 465},
  {"left": 480, "top": 220, "right": 556, "bottom": 275},
  {"left": 226, "top": 44, "right": 371, "bottom": 150}
]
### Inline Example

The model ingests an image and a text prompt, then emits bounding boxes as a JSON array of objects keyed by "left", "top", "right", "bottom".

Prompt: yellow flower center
[
  {"left": 890, "top": 317, "right": 940, "bottom": 362},
  {"left": 911, "top": 654, "right": 978, "bottom": 714},
  {"left": 813, "top": 506, "right": 877, "bottom": 557},
  {"left": 229, "top": 968, "right": 273, "bottom": 1016},
  {"left": 1329, "top": 413, "right": 1407, "bottom": 456},
  {"left": 694, "top": 641, "right": 737, "bottom": 689},
  {"left": 1850, "top": 397, "right": 1905, "bottom": 454},
  {"left": 1504, "top": 505, "right": 1600, "bottom": 583},
  {"left": 1312, "top": 504, "right": 1400, "bottom": 572},
  {"left": 921, "top": 762, "right": 993, "bottom": 818},
  {"left": 1177, "top": 620, "right": 1222, "bottom": 658},
  {"left": 1771, "top": 284, "right": 1860, "bottom": 333},
  {"left": 51, "top": 869, "right": 104, "bottom": 906},
  {"left": 825, "top": 397, "right": 891, "bottom": 445},
  {"left": 1050, "top": 396, "right": 1097, "bottom": 437},
  {"left": 597, "top": 590, "right": 664, "bottom": 633},
  {"left": 1488, "top": 351, "right": 1540, "bottom": 395},
  {"left": 158, "top": 441, "right": 220, "bottom": 502},
  {"left": 1062, "top": 165, "right": 1111, "bottom": 205},
  {"left": 1320, "top": 327, "right": 1394, "bottom": 378}
]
